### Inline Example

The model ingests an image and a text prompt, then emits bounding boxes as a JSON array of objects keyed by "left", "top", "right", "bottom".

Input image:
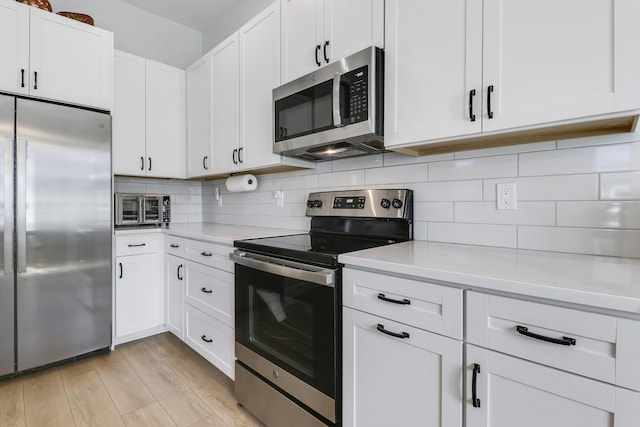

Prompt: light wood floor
[{"left": 0, "top": 333, "right": 264, "bottom": 427}]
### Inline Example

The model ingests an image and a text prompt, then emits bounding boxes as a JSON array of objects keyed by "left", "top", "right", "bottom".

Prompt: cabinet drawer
[
  {"left": 467, "top": 292, "right": 640, "bottom": 390},
  {"left": 165, "top": 235, "right": 186, "bottom": 257},
  {"left": 343, "top": 268, "right": 463, "bottom": 340},
  {"left": 184, "top": 304, "right": 234, "bottom": 379},
  {"left": 185, "top": 261, "right": 233, "bottom": 327},
  {"left": 115, "top": 233, "right": 162, "bottom": 256},
  {"left": 184, "top": 239, "right": 234, "bottom": 272}
]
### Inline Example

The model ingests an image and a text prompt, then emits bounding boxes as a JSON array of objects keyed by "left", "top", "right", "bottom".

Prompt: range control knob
[
  {"left": 392, "top": 198, "right": 403, "bottom": 209},
  {"left": 380, "top": 198, "right": 391, "bottom": 209},
  {"left": 313, "top": 200, "right": 323, "bottom": 208},
  {"left": 307, "top": 200, "right": 315, "bottom": 208}
]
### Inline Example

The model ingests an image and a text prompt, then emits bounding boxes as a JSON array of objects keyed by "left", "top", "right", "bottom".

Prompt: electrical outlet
[{"left": 496, "top": 183, "right": 516, "bottom": 210}]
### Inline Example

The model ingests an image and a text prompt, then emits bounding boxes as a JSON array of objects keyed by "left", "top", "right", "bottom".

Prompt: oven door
[
  {"left": 141, "top": 196, "right": 162, "bottom": 224},
  {"left": 115, "top": 195, "right": 141, "bottom": 225},
  {"left": 233, "top": 251, "right": 337, "bottom": 399}
]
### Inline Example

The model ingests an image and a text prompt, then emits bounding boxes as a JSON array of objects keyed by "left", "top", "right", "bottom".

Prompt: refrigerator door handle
[
  {"left": 3, "top": 138, "right": 12, "bottom": 276},
  {"left": 17, "top": 139, "right": 26, "bottom": 274}
]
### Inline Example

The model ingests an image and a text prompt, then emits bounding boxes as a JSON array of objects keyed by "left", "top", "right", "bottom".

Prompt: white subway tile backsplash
[
  {"left": 365, "top": 163, "right": 427, "bottom": 185},
  {"left": 556, "top": 202, "right": 640, "bottom": 229},
  {"left": 411, "top": 180, "right": 483, "bottom": 202},
  {"left": 283, "top": 174, "right": 318, "bottom": 190},
  {"left": 114, "top": 181, "right": 146, "bottom": 193},
  {"left": 383, "top": 151, "right": 453, "bottom": 166},
  {"left": 454, "top": 141, "right": 556, "bottom": 159},
  {"left": 454, "top": 202, "right": 555, "bottom": 226},
  {"left": 318, "top": 170, "right": 365, "bottom": 188},
  {"left": 332, "top": 154, "right": 383, "bottom": 171},
  {"left": 556, "top": 129, "right": 640, "bottom": 149},
  {"left": 518, "top": 226, "right": 640, "bottom": 258},
  {"left": 429, "top": 155, "right": 518, "bottom": 181},
  {"left": 483, "top": 175, "right": 599, "bottom": 201},
  {"left": 413, "top": 221, "right": 428, "bottom": 241},
  {"left": 428, "top": 222, "right": 517, "bottom": 248},
  {"left": 414, "top": 202, "right": 454, "bottom": 222},
  {"left": 519, "top": 142, "right": 640, "bottom": 176},
  {"left": 600, "top": 171, "right": 640, "bottom": 200}
]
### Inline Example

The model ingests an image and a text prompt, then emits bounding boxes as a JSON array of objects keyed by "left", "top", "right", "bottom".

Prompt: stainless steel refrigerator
[{"left": 0, "top": 94, "right": 112, "bottom": 376}]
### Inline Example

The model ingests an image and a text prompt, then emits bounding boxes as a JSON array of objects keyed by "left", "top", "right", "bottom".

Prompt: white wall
[
  {"left": 202, "top": 0, "right": 275, "bottom": 52},
  {"left": 52, "top": 0, "right": 202, "bottom": 68},
  {"left": 201, "top": 131, "right": 640, "bottom": 259}
]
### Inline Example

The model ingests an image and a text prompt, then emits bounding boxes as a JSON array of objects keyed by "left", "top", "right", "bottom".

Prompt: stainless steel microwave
[
  {"left": 114, "top": 193, "right": 170, "bottom": 227},
  {"left": 273, "top": 46, "right": 384, "bottom": 161}
]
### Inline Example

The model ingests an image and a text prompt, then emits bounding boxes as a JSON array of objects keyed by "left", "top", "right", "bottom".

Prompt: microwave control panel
[{"left": 342, "top": 65, "right": 368, "bottom": 124}]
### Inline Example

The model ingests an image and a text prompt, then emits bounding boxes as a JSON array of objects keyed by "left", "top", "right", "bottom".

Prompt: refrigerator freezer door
[
  {"left": 15, "top": 99, "right": 112, "bottom": 371},
  {"left": 0, "top": 95, "right": 14, "bottom": 376}
]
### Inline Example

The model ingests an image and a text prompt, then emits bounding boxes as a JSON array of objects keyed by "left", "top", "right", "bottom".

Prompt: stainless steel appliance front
[
  {"left": 114, "top": 193, "right": 170, "bottom": 227},
  {"left": 0, "top": 95, "right": 112, "bottom": 375},
  {"left": 273, "top": 46, "right": 384, "bottom": 161}
]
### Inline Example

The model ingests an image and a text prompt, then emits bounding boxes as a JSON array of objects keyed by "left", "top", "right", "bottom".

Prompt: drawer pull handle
[
  {"left": 127, "top": 243, "right": 146, "bottom": 248},
  {"left": 376, "top": 324, "right": 409, "bottom": 339},
  {"left": 170, "top": 244, "right": 180, "bottom": 248},
  {"left": 201, "top": 287, "right": 213, "bottom": 294},
  {"left": 201, "top": 335, "right": 213, "bottom": 343},
  {"left": 377, "top": 293, "right": 410, "bottom": 305},
  {"left": 472, "top": 363, "right": 481, "bottom": 408},
  {"left": 201, "top": 251, "right": 213, "bottom": 257},
  {"left": 516, "top": 325, "right": 576, "bottom": 346}
]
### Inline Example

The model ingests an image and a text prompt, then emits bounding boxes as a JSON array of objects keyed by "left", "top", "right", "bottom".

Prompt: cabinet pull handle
[
  {"left": 177, "top": 264, "right": 183, "bottom": 280},
  {"left": 200, "top": 251, "right": 212, "bottom": 257},
  {"left": 148, "top": 157, "right": 152, "bottom": 171},
  {"left": 201, "top": 287, "right": 213, "bottom": 294},
  {"left": 20, "top": 69, "right": 25, "bottom": 88},
  {"left": 238, "top": 147, "right": 243, "bottom": 163},
  {"left": 170, "top": 244, "right": 180, "bottom": 248},
  {"left": 472, "top": 363, "right": 481, "bottom": 408},
  {"left": 377, "top": 293, "right": 410, "bottom": 305},
  {"left": 376, "top": 324, "right": 409, "bottom": 339},
  {"left": 315, "top": 45, "right": 321, "bottom": 67},
  {"left": 487, "top": 85, "right": 494, "bottom": 119},
  {"left": 203, "top": 156, "right": 208, "bottom": 170},
  {"left": 516, "top": 325, "right": 576, "bottom": 346},
  {"left": 323, "top": 40, "right": 330, "bottom": 63},
  {"left": 232, "top": 149, "right": 238, "bottom": 165},
  {"left": 469, "top": 89, "right": 476, "bottom": 122},
  {"left": 140, "top": 156, "right": 144, "bottom": 171},
  {"left": 201, "top": 335, "right": 213, "bottom": 343},
  {"left": 127, "top": 243, "right": 146, "bottom": 247},
  {"left": 33, "top": 71, "right": 38, "bottom": 90},
  {"left": 118, "top": 262, "right": 123, "bottom": 279}
]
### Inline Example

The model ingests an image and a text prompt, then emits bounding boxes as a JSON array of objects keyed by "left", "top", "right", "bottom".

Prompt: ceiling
[{"left": 120, "top": 0, "right": 236, "bottom": 32}]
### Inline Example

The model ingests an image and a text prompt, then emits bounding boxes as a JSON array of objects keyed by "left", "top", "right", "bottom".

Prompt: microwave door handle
[{"left": 332, "top": 73, "right": 344, "bottom": 127}]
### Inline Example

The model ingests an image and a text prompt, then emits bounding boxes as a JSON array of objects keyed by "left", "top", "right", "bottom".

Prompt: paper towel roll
[{"left": 225, "top": 174, "right": 258, "bottom": 192}]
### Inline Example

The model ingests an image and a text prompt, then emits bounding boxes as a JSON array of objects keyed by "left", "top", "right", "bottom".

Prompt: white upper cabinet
[
  {"left": 113, "top": 51, "right": 185, "bottom": 178},
  {"left": 385, "top": 0, "right": 640, "bottom": 151},
  {"left": 0, "top": 2, "right": 113, "bottom": 110},
  {"left": 281, "top": 0, "right": 384, "bottom": 83},
  {"left": 186, "top": 55, "right": 213, "bottom": 177}
]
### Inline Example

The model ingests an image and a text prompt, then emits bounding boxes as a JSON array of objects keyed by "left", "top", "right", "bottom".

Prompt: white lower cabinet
[
  {"left": 164, "top": 234, "right": 235, "bottom": 379},
  {"left": 343, "top": 268, "right": 463, "bottom": 427},
  {"left": 114, "top": 233, "right": 164, "bottom": 344}
]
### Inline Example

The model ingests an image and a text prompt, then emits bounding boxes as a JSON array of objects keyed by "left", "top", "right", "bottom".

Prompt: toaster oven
[{"left": 114, "top": 193, "right": 170, "bottom": 227}]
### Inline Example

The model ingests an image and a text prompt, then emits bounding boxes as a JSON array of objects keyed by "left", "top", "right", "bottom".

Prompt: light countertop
[
  {"left": 161, "top": 223, "right": 301, "bottom": 246},
  {"left": 339, "top": 241, "right": 640, "bottom": 315}
]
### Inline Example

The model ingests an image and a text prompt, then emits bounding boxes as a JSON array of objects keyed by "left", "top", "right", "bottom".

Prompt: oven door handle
[{"left": 231, "top": 251, "right": 335, "bottom": 287}]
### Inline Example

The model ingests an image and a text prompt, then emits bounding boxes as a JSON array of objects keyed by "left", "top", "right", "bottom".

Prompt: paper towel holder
[{"left": 225, "top": 174, "right": 258, "bottom": 192}]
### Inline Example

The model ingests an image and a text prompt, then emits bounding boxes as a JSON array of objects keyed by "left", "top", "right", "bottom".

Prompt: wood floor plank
[
  {"left": 186, "top": 412, "right": 227, "bottom": 427},
  {"left": 92, "top": 350, "right": 156, "bottom": 415},
  {"left": 0, "top": 378, "right": 26, "bottom": 427},
  {"left": 63, "top": 370, "right": 126, "bottom": 427},
  {"left": 122, "top": 402, "right": 176, "bottom": 427},
  {"left": 22, "top": 370, "right": 76, "bottom": 427}
]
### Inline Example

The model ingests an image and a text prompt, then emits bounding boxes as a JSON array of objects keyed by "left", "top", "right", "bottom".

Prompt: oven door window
[
  {"left": 142, "top": 197, "right": 160, "bottom": 222},
  {"left": 235, "top": 264, "right": 335, "bottom": 397},
  {"left": 120, "top": 197, "right": 140, "bottom": 222},
  {"left": 274, "top": 79, "right": 334, "bottom": 142}
]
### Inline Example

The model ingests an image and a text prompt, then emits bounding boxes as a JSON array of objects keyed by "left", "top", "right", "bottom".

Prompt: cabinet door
[
  {"left": 385, "top": 0, "right": 482, "bottom": 149},
  {"left": 343, "top": 308, "right": 462, "bottom": 427},
  {"left": 239, "top": 1, "right": 282, "bottom": 170},
  {"left": 323, "top": 0, "right": 384, "bottom": 64},
  {"left": 0, "top": 1, "right": 29, "bottom": 95},
  {"left": 210, "top": 33, "right": 240, "bottom": 175},
  {"left": 115, "top": 253, "right": 164, "bottom": 341},
  {"left": 481, "top": 0, "right": 617, "bottom": 132},
  {"left": 280, "top": 0, "right": 323, "bottom": 83},
  {"left": 145, "top": 60, "right": 185, "bottom": 179},
  {"left": 112, "top": 51, "right": 146, "bottom": 176},
  {"left": 186, "top": 55, "right": 213, "bottom": 177},
  {"left": 465, "top": 344, "right": 640, "bottom": 427},
  {"left": 29, "top": 8, "right": 112, "bottom": 110},
  {"left": 165, "top": 255, "right": 184, "bottom": 339}
]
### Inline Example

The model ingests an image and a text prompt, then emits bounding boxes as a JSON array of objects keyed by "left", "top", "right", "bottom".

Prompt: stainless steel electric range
[{"left": 231, "top": 189, "right": 414, "bottom": 427}]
